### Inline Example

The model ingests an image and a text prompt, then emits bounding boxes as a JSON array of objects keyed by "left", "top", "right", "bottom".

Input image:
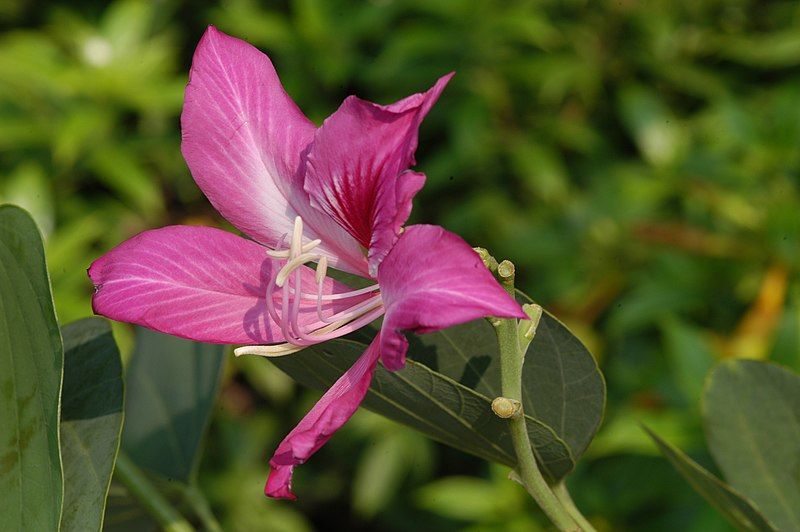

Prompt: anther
[
  {"left": 291, "top": 216, "right": 303, "bottom": 256},
  {"left": 275, "top": 252, "right": 321, "bottom": 287},
  {"left": 234, "top": 343, "right": 305, "bottom": 357},
  {"left": 315, "top": 256, "right": 328, "bottom": 284},
  {"left": 266, "top": 239, "right": 321, "bottom": 258}
]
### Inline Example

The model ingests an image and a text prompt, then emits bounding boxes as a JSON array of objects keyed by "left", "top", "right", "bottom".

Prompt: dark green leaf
[
  {"left": 60, "top": 317, "right": 124, "bottom": 532},
  {"left": 397, "top": 290, "right": 604, "bottom": 465},
  {"left": 704, "top": 360, "right": 800, "bottom": 531},
  {"left": 517, "top": 292, "right": 605, "bottom": 461},
  {"left": 270, "top": 338, "right": 575, "bottom": 480},
  {"left": 0, "top": 204, "right": 63, "bottom": 531},
  {"left": 644, "top": 426, "right": 776, "bottom": 531},
  {"left": 122, "top": 327, "right": 224, "bottom": 483}
]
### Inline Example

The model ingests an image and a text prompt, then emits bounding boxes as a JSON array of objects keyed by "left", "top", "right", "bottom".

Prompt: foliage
[
  {"left": 645, "top": 358, "right": 800, "bottom": 531},
  {"left": 0, "top": 207, "right": 124, "bottom": 532},
  {"left": 2, "top": 0, "right": 800, "bottom": 529}
]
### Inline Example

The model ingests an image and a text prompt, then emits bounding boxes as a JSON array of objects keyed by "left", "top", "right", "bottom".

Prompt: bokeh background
[{"left": 2, "top": 0, "right": 799, "bottom": 530}]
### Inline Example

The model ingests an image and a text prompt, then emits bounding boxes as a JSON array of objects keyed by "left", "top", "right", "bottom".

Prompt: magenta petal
[
  {"left": 376, "top": 225, "right": 527, "bottom": 371},
  {"left": 181, "top": 26, "right": 368, "bottom": 276},
  {"left": 88, "top": 225, "right": 354, "bottom": 344},
  {"left": 305, "top": 73, "right": 454, "bottom": 274},
  {"left": 266, "top": 337, "right": 381, "bottom": 500}
]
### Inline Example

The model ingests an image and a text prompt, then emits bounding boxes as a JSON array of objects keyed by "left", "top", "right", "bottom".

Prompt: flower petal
[
  {"left": 305, "top": 73, "right": 454, "bottom": 274},
  {"left": 376, "top": 225, "right": 526, "bottom": 371},
  {"left": 181, "top": 26, "right": 368, "bottom": 276},
  {"left": 266, "top": 337, "right": 381, "bottom": 500},
  {"left": 88, "top": 225, "right": 358, "bottom": 344}
]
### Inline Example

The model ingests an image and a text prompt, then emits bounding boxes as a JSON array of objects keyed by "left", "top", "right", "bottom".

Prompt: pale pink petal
[
  {"left": 376, "top": 225, "right": 526, "bottom": 371},
  {"left": 181, "top": 26, "right": 368, "bottom": 276},
  {"left": 266, "top": 337, "right": 381, "bottom": 500},
  {"left": 88, "top": 225, "right": 359, "bottom": 344},
  {"left": 305, "top": 73, "right": 454, "bottom": 275}
]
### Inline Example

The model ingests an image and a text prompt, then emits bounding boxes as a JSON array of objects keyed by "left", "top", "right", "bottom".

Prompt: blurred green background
[{"left": 2, "top": 0, "right": 799, "bottom": 530}]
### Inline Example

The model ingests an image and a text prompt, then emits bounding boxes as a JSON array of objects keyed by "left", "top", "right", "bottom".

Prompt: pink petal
[
  {"left": 266, "top": 337, "right": 381, "bottom": 500},
  {"left": 88, "top": 225, "right": 358, "bottom": 344},
  {"left": 376, "top": 225, "right": 527, "bottom": 371},
  {"left": 181, "top": 26, "right": 368, "bottom": 276},
  {"left": 305, "top": 73, "right": 454, "bottom": 275}
]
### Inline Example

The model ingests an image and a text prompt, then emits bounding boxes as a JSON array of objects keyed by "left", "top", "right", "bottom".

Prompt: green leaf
[
  {"left": 270, "top": 338, "right": 575, "bottom": 481},
  {"left": 518, "top": 292, "right": 605, "bottom": 461},
  {"left": 59, "top": 317, "right": 124, "bottom": 532},
  {"left": 122, "top": 327, "right": 225, "bottom": 483},
  {"left": 704, "top": 360, "right": 800, "bottom": 531},
  {"left": 0, "top": 204, "right": 63, "bottom": 531},
  {"left": 644, "top": 426, "right": 776, "bottom": 531},
  {"left": 399, "top": 290, "right": 604, "bottom": 465}
]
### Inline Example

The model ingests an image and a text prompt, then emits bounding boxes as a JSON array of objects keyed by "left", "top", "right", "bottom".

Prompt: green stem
[
  {"left": 115, "top": 453, "right": 195, "bottom": 532},
  {"left": 492, "top": 261, "right": 579, "bottom": 531},
  {"left": 183, "top": 485, "right": 223, "bottom": 532},
  {"left": 553, "top": 482, "right": 597, "bottom": 532}
]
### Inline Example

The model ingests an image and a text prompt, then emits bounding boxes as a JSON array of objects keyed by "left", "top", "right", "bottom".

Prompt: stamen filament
[
  {"left": 238, "top": 215, "right": 386, "bottom": 359},
  {"left": 290, "top": 284, "right": 381, "bottom": 301},
  {"left": 316, "top": 293, "right": 382, "bottom": 325},
  {"left": 295, "top": 306, "right": 385, "bottom": 344},
  {"left": 289, "top": 284, "right": 380, "bottom": 301}
]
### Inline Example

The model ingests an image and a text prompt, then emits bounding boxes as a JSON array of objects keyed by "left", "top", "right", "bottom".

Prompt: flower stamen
[{"left": 237, "top": 215, "right": 385, "bottom": 358}]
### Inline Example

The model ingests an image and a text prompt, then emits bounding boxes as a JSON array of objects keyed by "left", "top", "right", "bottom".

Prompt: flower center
[{"left": 234, "top": 216, "right": 383, "bottom": 357}]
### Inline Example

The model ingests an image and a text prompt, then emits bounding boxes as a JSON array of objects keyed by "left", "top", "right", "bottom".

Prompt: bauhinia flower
[{"left": 88, "top": 26, "right": 525, "bottom": 500}]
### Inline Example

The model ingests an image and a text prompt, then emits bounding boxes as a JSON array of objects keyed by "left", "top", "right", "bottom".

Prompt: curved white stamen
[
  {"left": 276, "top": 252, "right": 321, "bottom": 287},
  {"left": 236, "top": 215, "right": 386, "bottom": 358},
  {"left": 279, "top": 268, "right": 294, "bottom": 342},
  {"left": 264, "top": 239, "right": 285, "bottom": 327},
  {"left": 316, "top": 292, "right": 382, "bottom": 326},
  {"left": 289, "top": 284, "right": 381, "bottom": 301},
  {"left": 278, "top": 218, "right": 303, "bottom": 342},
  {"left": 288, "top": 264, "right": 305, "bottom": 341},
  {"left": 315, "top": 256, "right": 328, "bottom": 323},
  {"left": 297, "top": 306, "right": 385, "bottom": 344}
]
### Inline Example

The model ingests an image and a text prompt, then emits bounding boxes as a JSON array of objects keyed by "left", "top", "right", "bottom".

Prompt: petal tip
[
  {"left": 265, "top": 466, "right": 298, "bottom": 501},
  {"left": 200, "top": 24, "right": 223, "bottom": 42}
]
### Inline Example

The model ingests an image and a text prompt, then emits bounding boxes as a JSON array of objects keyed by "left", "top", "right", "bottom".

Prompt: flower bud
[
  {"left": 473, "top": 247, "right": 499, "bottom": 273},
  {"left": 497, "top": 259, "right": 515, "bottom": 280},
  {"left": 491, "top": 397, "right": 521, "bottom": 418}
]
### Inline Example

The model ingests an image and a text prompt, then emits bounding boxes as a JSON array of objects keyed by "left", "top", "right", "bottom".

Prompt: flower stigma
[{"left": 234, "top": 216, "right": 383, "bottom": 357}]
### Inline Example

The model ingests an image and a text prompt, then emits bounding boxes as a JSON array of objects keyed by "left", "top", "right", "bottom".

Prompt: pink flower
[{"left": 89, "top": 26, "right": 525, "bottom": 500}]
